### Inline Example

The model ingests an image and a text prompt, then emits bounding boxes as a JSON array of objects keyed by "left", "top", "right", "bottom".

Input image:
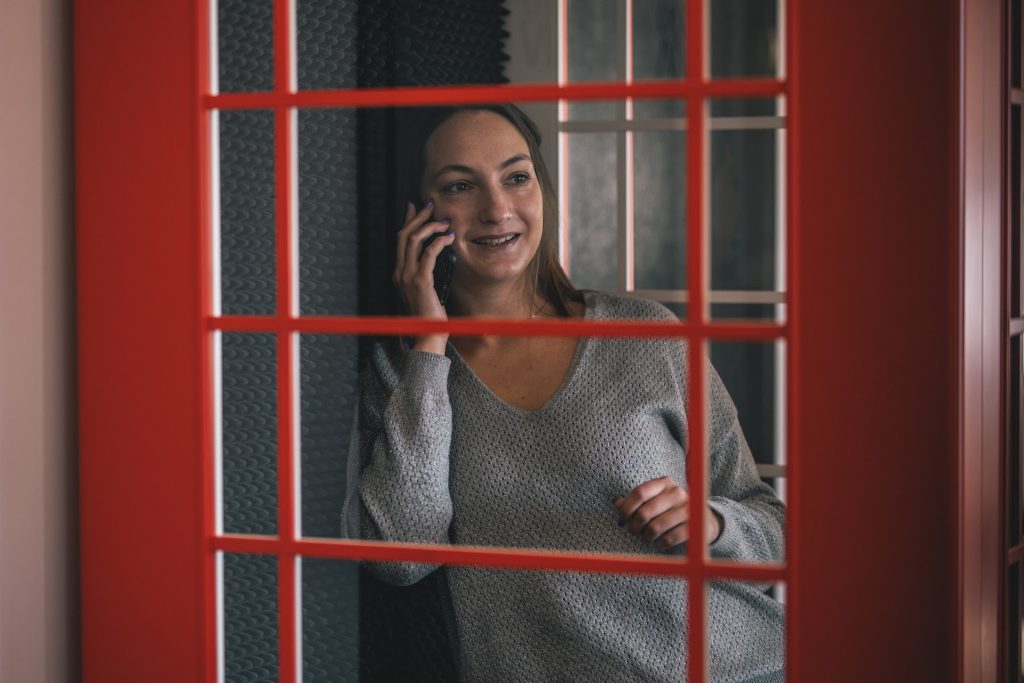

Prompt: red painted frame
[
  {"left": 195, "top": 3, "right": 795, "bottom": 682},
  {"left": 76, "top": 1, "right": 981, "bottom": 682}
]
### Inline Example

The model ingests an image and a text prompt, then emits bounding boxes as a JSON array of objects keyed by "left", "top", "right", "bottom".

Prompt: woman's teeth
[{"left": 473, "top": 234, "right": 518, "bottom": 246}]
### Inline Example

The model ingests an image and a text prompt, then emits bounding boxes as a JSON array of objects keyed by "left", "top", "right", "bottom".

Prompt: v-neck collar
[{"left": 446, "top": 291, "right": 596, "bottom": 415}]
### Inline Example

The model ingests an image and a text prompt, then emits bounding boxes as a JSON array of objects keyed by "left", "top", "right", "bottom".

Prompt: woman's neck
[{"left": 449, "top": 280, "right": 544, "bottom": 319}]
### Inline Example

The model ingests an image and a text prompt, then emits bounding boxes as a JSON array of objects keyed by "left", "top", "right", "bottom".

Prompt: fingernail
[
  {"left": 445, "top": 231, "right": 454, "bottom": 237},
  {"left": 616, "top": 516, "right": 625, "bottom": 527},
  {"left": 406, "top": 200, "right": 414, "bottom": 212},
  {"left": 441, "top": 218, "right": 450, "bottom": 224},
  {"left": 423, "top": 200, "right": 433, "bottom": 209}
]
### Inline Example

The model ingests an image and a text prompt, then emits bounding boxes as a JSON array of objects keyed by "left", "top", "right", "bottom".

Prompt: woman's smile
[{"left": 470, "top": 232, "right": 520, "bottom": 247}]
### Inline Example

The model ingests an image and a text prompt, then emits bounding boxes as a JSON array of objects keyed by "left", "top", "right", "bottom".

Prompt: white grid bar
[
  {"left": 211, "top": 110, "right": 222, "bottom": 318},
  {"left": 215, "top": 551, "right": 226, "bottom": 683},
  {"left": 557, "top": 0, "right": 571, "bottom": 269},
  {"left": 293, "top": 555, "right": 303, "bottom": 683},
  {"left": 616, "top": 0, "right": 633, "bottom": 291},
  {"left": 212, "top": 331, "right": 224, "bottom": 536},
  {"left": 209, "top": 0, "right": 220, "bottom": 96},
  {"left": 287, "top": 108, "right": 300, "bottom": 318},
  {"left": 290, "top": 332, "right": 302, "bottom": 540}
]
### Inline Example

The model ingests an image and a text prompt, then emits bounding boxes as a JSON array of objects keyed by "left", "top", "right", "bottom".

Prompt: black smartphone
[{"left": 423, "top": 232, "right": 457, "bottom": 306}]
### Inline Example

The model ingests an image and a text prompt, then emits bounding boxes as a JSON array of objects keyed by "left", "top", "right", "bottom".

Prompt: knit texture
[{"left": 343, "top": 291, "right": 785, "bottom": 682}]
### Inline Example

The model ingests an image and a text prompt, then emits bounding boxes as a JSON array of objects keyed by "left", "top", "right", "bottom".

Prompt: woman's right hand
[{"left": 393, "top": 200, "right": 456, "bottom": 355}]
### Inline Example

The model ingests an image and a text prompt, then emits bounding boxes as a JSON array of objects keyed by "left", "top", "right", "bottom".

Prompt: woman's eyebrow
[{"left": 430, "top": 154, "right": 532, "bottom": 183}]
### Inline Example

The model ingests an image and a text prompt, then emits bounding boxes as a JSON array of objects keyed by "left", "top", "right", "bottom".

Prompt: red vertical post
[
  {"left": 273, "top": 0, "right": 298, "bottom": 681},
  {"left": 685, "top": 1, "right": 708, "bottom": 682},
  {"left": 77, "top": 1, "right": 205, "bottom": 679}
]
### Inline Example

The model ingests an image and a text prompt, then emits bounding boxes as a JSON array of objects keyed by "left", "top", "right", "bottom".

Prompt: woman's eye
[
  {"left": 508, "top": 172, "right": 530, "bottom": 185},
  {"left": 442, "top": 181, "right": 471, "bottom": 194}
]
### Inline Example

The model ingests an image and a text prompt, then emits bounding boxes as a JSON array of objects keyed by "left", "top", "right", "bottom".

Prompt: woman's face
[{"left": 419, "top": 110, "right": 544, "bottom": 293}]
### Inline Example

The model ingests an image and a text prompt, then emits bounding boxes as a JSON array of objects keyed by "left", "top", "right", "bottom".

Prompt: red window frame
[
  {"left": 193, "top": 1, "right": 798, "bottom": 683},
  {"left": 197, "top": 2, "right": 799, "bottom": 682}
]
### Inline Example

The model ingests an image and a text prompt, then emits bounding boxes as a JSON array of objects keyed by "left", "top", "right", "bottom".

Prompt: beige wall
[{"left": 0, "top": 0, "right": 77, "bottom": 680}]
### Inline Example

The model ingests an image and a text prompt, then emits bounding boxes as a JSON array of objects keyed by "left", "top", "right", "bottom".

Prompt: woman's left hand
[{"left": 613, "top": 476, "right": 722, "bottom": 550}]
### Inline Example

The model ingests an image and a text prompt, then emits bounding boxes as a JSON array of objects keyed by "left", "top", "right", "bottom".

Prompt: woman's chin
[
  {"left": 457, "top": 253, "right": 537, "bottom": 289},
  {"left": 452, "top": 263, "right": 533, "bottom": 294}
]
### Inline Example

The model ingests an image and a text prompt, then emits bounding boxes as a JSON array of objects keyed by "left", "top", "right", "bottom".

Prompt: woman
[{"left": 343, "top": 104, "right": 785, "bottom": 683}]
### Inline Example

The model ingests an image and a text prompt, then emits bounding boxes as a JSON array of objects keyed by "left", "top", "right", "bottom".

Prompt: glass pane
[
  {"left": 567, "top": 133, "right": 619, "bottom": 289},
  {"left": 218, "top": 0, "right": 274, "bottom": 93},
  {"left": 706, "top": 579, "right": 786, "bottom": 682},
  {"left": 222, "top": 553, "right": 279, "bottom": 682},
  {"left": 293, "top": 101, "right": 564, "bottom": 320},
  {"left": 299, "top": 334, "right": 360, "bottom": 539},
  {"left": 662, "top": 300, "right": 688, "bottom": 319},
  {"left": 635, "top": 130, "right": 687, "bottom": 291},
  {"left": 567, "top": 0, "right": 620, "bottom": 120},
  {"left": 563, "top": 98, "right": 687, "bottom": 121},
  {"left": 633, "top": 0, "right": 686, "bottom": 80},
  {"left": 709, "top": 98, "right": 777, "bottom": 118},
  {"left": 709, "top": 99, "right": 783, "bottom": 299},
  {"left": 296, "top": 0, "right": 359, "bottom": 91},
  {"left": 710, "top": 302, "right": 780, "bottom": 322},
  {"left": 634, "top": 99, "right": 687, "bottom": 119},
  {"left": 355, "top": 565, "right": 458, "bottom": 679},
  {"left": 709, "top": 0, "right": 780, "bottom": 79},
  {"left": 706, "top": 340, "right": 786, "bottom": 564},
  {"left": 298, "top": 109, "right": 359, "bottom": 316},
  {"left": 301, "top": 558, "right": 359, "bottom": 682},
  {"left": 219, "top": 109, "right": 276, "bottom": 316},
  {"left": 221, "top": 333, "right": 278, "bottom": 536},
  {"left": 295, "top": 0, "right": 550, "bottom": 89},
  {"left": 708, "top": 340, "right": 782, "bottom": 471},
  {"left": 567, "top": 0, "right": 620, "bottom": 82},
  {"left": 567, "top": 100, "right": 622, "bottom": 122}
]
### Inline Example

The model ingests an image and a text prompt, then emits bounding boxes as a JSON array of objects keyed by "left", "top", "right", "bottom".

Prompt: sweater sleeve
[
  {"left": 704, "top": 362, "right": 786, "bottom": 564},
  {"left": 624, "top": 295, "right": 785, "bottom": 565},
  {"left": 341, "top": 345, "right": 455, "bottom": 586}
]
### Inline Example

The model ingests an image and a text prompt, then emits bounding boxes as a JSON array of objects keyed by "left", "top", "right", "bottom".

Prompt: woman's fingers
[
  {"left": 626, "top": 488, "right": 687, "bottom": 538},
  {"left": 654, "top": 522, "right": 692, "bottom": 550},
  {"left": 638, "top": 505, "right": 690, "bottom": 545},
  {"left": 616, "top": 476, "right": 681, "bottom": 520},
  {"left": 422, "top": 229, "right": 455, "bottom": 260},
  {"left": 393, "top": 201, "right": 435, "bottom": 286},
  {"left": 402, "top": 218, "right": 451, "bottom": 285},
  {"left": 614, "top": 476, "right": 720, "bottom": 549},
  {"left": 393, "top": 200, "right": 457, "bottom": 318}
]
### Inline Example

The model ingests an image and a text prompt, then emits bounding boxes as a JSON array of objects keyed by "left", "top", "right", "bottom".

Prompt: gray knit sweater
[{"left": 343, "top": 291, "right": 785, "bottom": 683}]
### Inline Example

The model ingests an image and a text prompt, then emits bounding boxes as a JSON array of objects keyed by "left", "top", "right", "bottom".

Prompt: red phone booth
[{"left": 75, "top": 1, "right": 1011, "bottom": 681}]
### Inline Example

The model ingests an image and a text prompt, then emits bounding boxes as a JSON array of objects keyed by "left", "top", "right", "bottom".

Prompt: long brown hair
[{"left": 395, "top": 104, "right": 583, "bottom": 317}]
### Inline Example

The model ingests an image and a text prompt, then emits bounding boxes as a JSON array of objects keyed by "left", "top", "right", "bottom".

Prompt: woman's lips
[{"left": 470, "top": 233, "right": 520, "bottom": 248}]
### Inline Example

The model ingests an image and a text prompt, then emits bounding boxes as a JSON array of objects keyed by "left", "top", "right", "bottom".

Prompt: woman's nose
[{"left": 478, "top": 185, "right": 512, "bottom": 224}]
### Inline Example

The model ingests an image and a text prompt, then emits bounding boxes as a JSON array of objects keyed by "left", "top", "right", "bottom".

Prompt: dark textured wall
[{"left": 217, "top": 1, "right": 508, "bottom": 680}]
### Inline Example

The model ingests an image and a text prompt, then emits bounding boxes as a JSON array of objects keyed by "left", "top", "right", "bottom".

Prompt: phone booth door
[{"left": 75, "top": 2, "right": 997, "bottom": 682}]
